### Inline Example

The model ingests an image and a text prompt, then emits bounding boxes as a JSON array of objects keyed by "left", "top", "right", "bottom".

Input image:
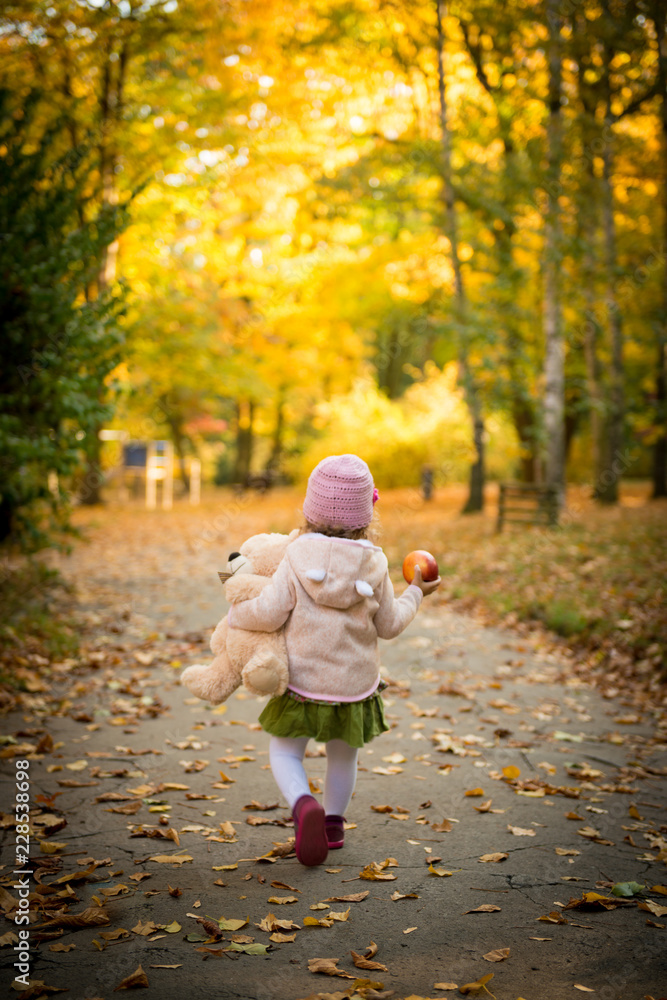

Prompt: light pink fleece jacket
[{"left": 227, "top": 532, "right": 422, "bottom": 702}]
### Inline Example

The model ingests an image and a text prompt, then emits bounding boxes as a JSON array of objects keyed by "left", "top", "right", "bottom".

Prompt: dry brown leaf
[
  {"left": 431, "top": 819, "right": 453, "bottom": 832},
  {"left": 38, "top": 906, "right": 110, "bottom": 931},
  {"left": 464, "top": 904, "right": 502, "bottom": 914},
  {"left": 391, "top": 891, "right": 419, "bottom": 900},
  {"left": 573, "top": 987, "right": 595, "bottom": 993},
  {"left": 307, "top": 957, "right": 355, "bottom": 978},
  {"left": 555, "top": 847, "right": 580, "bottom": 856},
  {"left": 478, "top": 853, "right": 508, "bottom": 863},
  {"left": 350, "top": 940, "right": 387, "bottom": 971},
  {"left": 359, "top": 859, "right": 398, "bottom": 881},
  {"left": 270, "top": 931, "right": 297, "bottom": 943},
  {"left": 270, "top": 880, "right": 300, "bottom": 893},
  {"left": 483, "top": 947, "right": 510, "bottom": 962},
  {"left": 267, "top": 896, "right": 299, "bottom": 905},
  {"left": 473, "top": 799, "right": 493, "bottom": 813},
  {"left": 507, "top": 824, "right": 536, "bottom": 837},
  {"left": 147, "top": 853, "right": 192, "bottom": 865},
  {"left": 304, "top": 915, "right": 334, "bottom": 928},
  {"left": 255, "top": 912, "right": 300, "bottom": 932},
  {"left": 132, "top": 921, "right": 159, "bottom": 936},
  {"left": 371, "top": 804, "right": 395, "bottom": 813},
  {"left": 434, "top": 985, "right": 459, "bottom": 992},
  {"left": 638, "top": 899, "right": 667, "bottom": 917},
  {"left": 114, "top": 965, "right": 149, "bottom": 991},
  {"left": 325, "top": 891, "right": 369, "bottom": 903}
]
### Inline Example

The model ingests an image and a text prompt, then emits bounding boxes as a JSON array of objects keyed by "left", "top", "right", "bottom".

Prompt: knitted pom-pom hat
[{"left": 302, "top": 454, "right": 376, "bottom": 530}]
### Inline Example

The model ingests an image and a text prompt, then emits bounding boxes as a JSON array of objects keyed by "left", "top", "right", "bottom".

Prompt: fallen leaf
[
  {"left": 132, "top": 921, "right": 159, "bottom": 936},
  {"left": 638, "top": 900, "right": 667, "bottom": 917},
  {"left": 325, "top": 891, "right": 369, "bottom": 903},
  {"left": 391, "top": 891, "right": 420, "bottom": 900},
  {"left": 483, "top": 947, "right": 510, "bottom": 962},
  {"left": 267, "top": 896, "right": 299, "bottom": 905},
  {"left": 49, "top": 942, "right": 76, "bottom": 952},
  {"left": 350, "top": 940, "right": 387, "bottom": 971},
  {"left": 359, "top": 859, "right": 398, "bottom": 881},
  {"left": 573, "top": 987, "right": 595, "bottom": 993},
  {"left": 255, "top": 913, "right": 300, "bottom": 933},
  {"left": 507, "top": 824, "right": 536, "bottom": 837},
  {"left": 459, "top": 971, "right": 494, "bottom": 995},
  {"left": 403, "top": 926, "right": 418, "bottom": 934},
  {"left": 270, "top": 932, "right": 296, "bottom": 943},
  {"left": 478, "top": 853, "right": 508, "bottom": 863},
  {"left": 465, "top": 788, "right": 485, "bottom": 797},
  {"left": 428, "top": 865, "right": 454, "bottom": 877},
  {"left": 304, "top": 915, "right": 334, "bottom": 927},
  {"left": 148, "top": 853, "right": 192, "bottom": 865},
  {"left": 473, "top": 799, "right": 493, "bottom": 813},
  {"left": 114, "top": 965, "right": 149, "bottom": 990},
  {"left": 502, "top": 765, "right": 521, "bottom": 779},
  {"left": 148, "top": 964, "right": 182, "bottom": 969},
  {"left": 431, "top": 819, "right": 453, "bottom": 832},
  {"left": 555, "top": 848, "right": 580, "bottom": 856},
  {"left": 307, "top": 957, "right": 355, "bottom": 979},
  {"left": 537, "top": 911, "right": 568, "bottom": 924},
  {"left": 37, "top": 906, "right": 110, "bottom": 931},
  {"left": 224, "top": 942, "right": 270, "bottom": 955},
  {"left": 434, "top": 985, "right": 459, "bottom": 992},
  {"left": 464, "top": 904, "right": 502, "bottom": 914}
]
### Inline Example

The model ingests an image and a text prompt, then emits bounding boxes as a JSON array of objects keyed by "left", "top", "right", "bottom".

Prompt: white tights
[{"left": 269, "top": 736, "right": 359, "bottom": 816}]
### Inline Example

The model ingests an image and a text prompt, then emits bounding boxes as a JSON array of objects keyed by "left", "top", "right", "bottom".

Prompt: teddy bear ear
[
  {"left": 306, "top": 568, "right": 326, "bottom": 582},
  {"left": 355, "top": 579, "right": 374, "bottom": 597}
]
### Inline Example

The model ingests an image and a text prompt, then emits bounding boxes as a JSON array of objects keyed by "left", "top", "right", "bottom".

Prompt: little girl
[{"left": 227, "top": 454, "right": 440, "bottom": 866}]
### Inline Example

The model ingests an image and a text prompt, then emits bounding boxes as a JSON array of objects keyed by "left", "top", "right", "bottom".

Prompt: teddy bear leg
[
  {"left": 180, "top": 653, "right": 241, "bottom": 705},
  {"left": 242, "top": 644, "right": 289, "bottom": 698}
]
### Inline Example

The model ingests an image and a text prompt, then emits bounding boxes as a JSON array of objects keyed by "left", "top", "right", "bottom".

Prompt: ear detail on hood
[
  {"left": 355, "top": 579, "right": 374, "bottom": 597},
  {"left": 306, "top": 568, "right": 327, "bottom": 582}
]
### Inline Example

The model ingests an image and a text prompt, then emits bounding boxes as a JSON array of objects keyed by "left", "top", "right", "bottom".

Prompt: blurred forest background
[{"left": 1, "top": 1, "right": 666, "bottom": 696}]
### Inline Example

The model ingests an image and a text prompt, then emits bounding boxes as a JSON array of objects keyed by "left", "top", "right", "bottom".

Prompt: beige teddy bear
[{"left": 180, "top": 530, "right": 299, "bottom": 704}]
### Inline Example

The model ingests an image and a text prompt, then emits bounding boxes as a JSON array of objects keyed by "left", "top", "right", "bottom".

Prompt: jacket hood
[{"left": 287, "top": 533, "right": 388, "bottom": 609}]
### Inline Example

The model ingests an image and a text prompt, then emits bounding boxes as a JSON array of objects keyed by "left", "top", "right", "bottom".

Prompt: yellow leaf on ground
[
  {"left": 464, "top": 904, "right": 502, "bottom": 914},
  {"left": 459, "top": 972, "right": 494, "bottom": 995},
  {"left": 479, "top": 853, "right": 508, "bottom": 863},
  {"left": 483, "top": 947, "right": 510, "bottom": 962},
  {"left": 507, "top": 824, "right": 536, "bottom": 837},
  {"left": 267, "top": 896, "right": 298, "bottom": 904},
  {"left": 434, "top": 985, "right": 458, "bottom": 991},
  {"left": 465, "top": 788, "right": 485, "bottom": 797},
  {"left": 502, "top": 765, "right": 521, "bottom": 780},
  {"left": 428, "top": 865, "right": 454, "bottom": 877},
  {"left": 40, "top": 841, "right": 68, "bottom": 854},
  {"left": 270, "top": 932, "right": 296, "bottom": 943}
]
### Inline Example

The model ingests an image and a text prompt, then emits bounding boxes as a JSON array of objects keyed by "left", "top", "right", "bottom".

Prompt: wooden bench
[{"left": 496, "top": 482, "right": 559, "bottom": 531}]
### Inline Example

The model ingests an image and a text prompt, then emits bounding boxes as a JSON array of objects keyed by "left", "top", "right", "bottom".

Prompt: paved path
[{"left": 1, "top": 518, "right": 666, "bottom": 1000}]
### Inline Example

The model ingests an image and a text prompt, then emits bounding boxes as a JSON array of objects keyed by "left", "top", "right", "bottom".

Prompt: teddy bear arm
[{"left": 224, "top": 573, "right": 272, "bottom": 604}]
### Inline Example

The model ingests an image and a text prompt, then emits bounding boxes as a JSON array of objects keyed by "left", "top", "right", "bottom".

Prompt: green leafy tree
[{"left": 0, "top": 95, "right": 128, "bottom": 549}]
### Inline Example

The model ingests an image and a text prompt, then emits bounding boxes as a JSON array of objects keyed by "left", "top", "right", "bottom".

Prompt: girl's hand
[{"left": 410, "top": 563, "right": 441, "bottom": 596}]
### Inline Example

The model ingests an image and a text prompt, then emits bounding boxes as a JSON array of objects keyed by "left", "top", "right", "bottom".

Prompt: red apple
[{"left": 402, "top": 549, "right": 439, "bottom": 584}]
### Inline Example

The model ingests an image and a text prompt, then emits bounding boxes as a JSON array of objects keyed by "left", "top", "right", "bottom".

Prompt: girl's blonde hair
[{"left": 301, "top": 509, "right": 380, "bottom": 543}]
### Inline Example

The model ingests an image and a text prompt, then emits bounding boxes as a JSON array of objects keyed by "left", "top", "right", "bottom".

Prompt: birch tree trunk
[
  {"left": 542, "top": 0, "right": 565, "bottom": 509},
  {"left": 436, "top": 0, "right": 485, "bottom": 513}
]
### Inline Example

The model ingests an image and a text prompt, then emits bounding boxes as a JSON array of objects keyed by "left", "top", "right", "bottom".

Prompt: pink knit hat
[{"left": 303, "top": 454, "right": 376, "bottom": 529}]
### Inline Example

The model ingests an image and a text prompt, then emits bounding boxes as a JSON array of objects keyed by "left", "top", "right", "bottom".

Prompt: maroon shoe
[
  {"left": 292, "top": 795, "right": 328, "bottom": 867},
  {"left": 325, "top": 814, "right": 345, "bottom": 850}
]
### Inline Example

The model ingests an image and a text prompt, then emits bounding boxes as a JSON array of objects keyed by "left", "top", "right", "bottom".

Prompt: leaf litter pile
[{"left": 1, "top": 497, "right": 666, "bottom": 998}]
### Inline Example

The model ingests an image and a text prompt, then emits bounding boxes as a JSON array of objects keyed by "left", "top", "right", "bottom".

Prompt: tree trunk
[
  {"left": 436, "top": 0, "right": 485, "bottom": 513},
  {"left": 595, "top": 128, "right": 624, "bottom": 503},
  {"left": 81, "top": 36, "right": 128, "bottom": 505},
  {"left": 234, "top": 400, "right": 254, "bottom": 483},
  {"left": 542, "top": 0, "right": 565, "bottom": 509},
  {"left": 266, "top": 397, "right": 285, "bottom": 474},
  {"left": 652, "top": 0, "right": 667, "bottom": 499}
]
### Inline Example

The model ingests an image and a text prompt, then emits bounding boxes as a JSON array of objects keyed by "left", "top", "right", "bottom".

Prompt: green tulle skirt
[{"left": 258, "top": 684, "right": 389, "bottom": 749}]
